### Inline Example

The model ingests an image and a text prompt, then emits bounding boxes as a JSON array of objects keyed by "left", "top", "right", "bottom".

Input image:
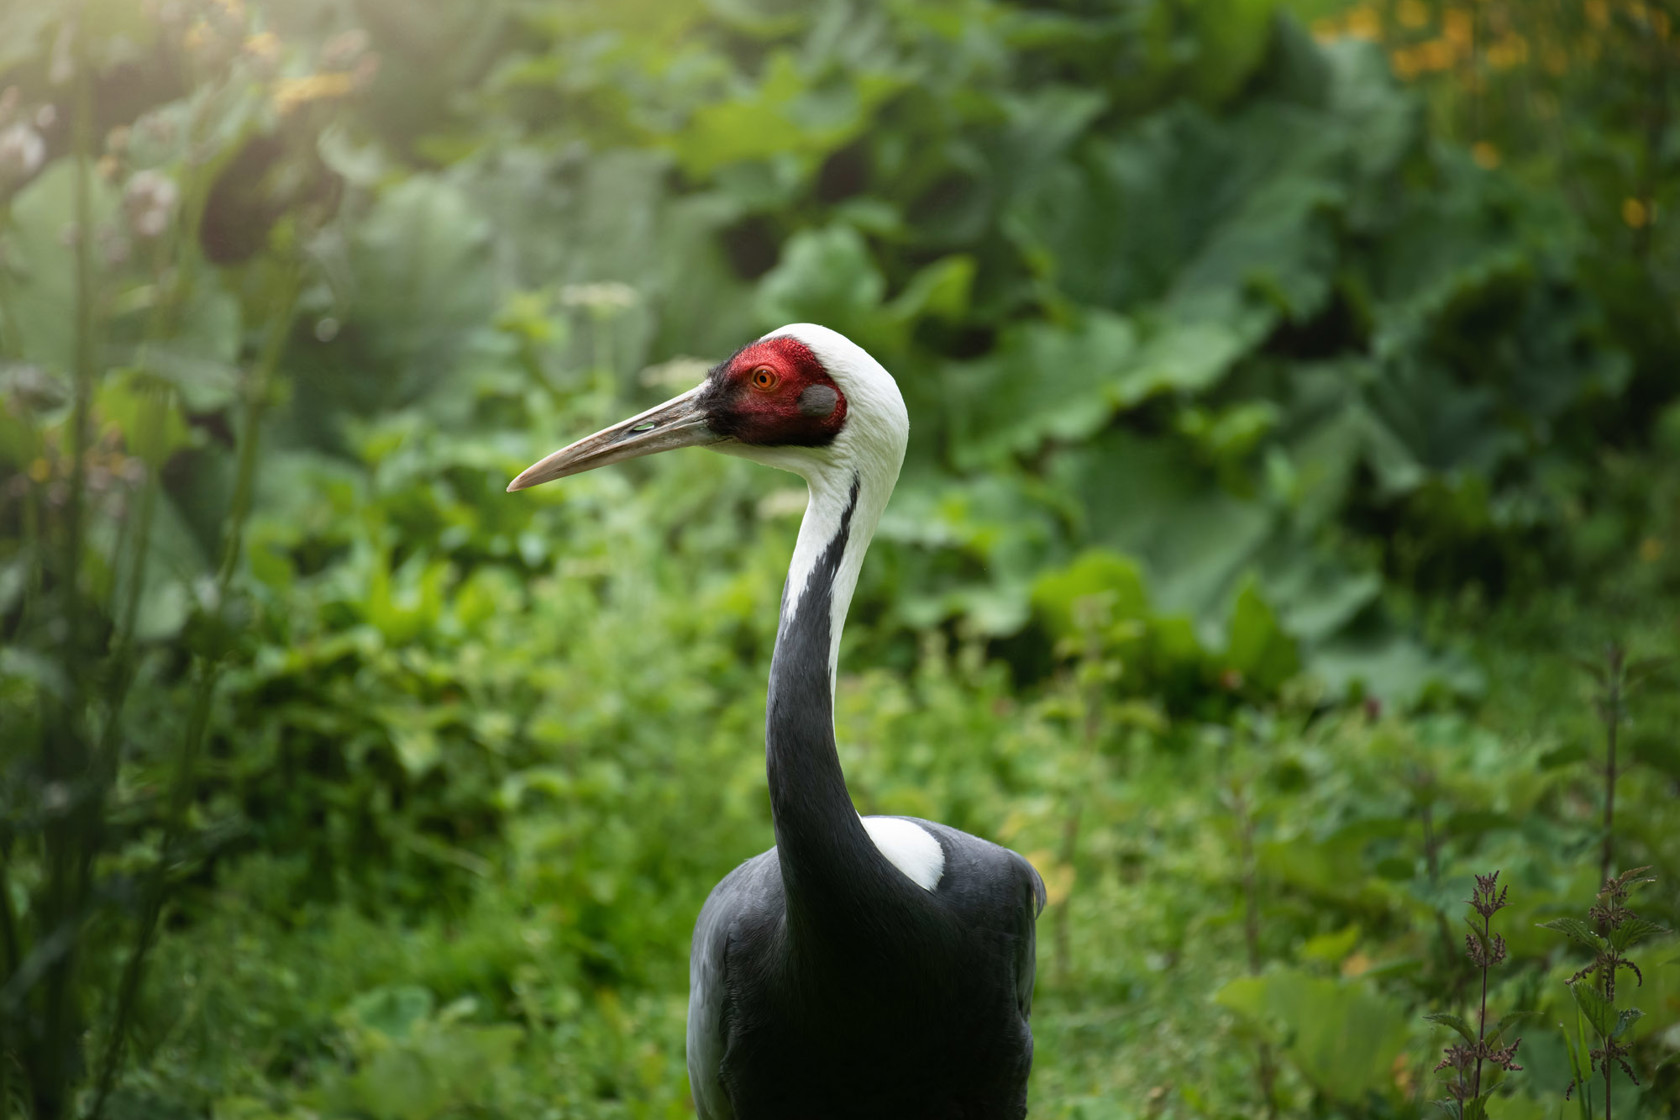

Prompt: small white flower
[
  {"left": 124, "top": 169, "right": 180, "bottom": 238},
  {"left": 0, "top": 123, "right": 45, "bottom": 186},
  {"left": 560, "top": 281, "right": 638, "bottom": 313}
]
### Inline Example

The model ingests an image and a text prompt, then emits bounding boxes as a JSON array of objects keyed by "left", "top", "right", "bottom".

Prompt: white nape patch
[{"left": 862, "top": 816, "right": 944, "bottom": 892}]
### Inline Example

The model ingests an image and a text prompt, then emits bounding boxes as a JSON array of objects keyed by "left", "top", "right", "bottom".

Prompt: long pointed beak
[{"left": 507, "top": 384, "right": 725, "bottom": 492}]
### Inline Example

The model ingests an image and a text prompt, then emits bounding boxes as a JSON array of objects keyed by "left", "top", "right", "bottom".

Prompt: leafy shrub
[{"left": 2, "top": 1, "right": 1678, "bottom": 1118}]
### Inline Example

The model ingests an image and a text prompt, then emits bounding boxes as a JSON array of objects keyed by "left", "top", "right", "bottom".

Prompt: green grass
[{"left": 108, "top": 572, "right": 1680, "bottom": 1118}]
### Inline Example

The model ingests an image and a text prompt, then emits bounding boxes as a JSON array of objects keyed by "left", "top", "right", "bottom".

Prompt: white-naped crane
[{"left": 508, "top": 324, "right": 1046, "bottom": 1120}]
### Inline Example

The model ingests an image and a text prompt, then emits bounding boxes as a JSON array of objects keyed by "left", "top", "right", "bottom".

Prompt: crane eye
[{"left": 749, "top": 367, "right": 779, "bottom": 392}]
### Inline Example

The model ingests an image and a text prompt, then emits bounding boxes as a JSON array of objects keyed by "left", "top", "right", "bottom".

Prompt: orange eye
[{"left": 750, "top": 367, "right": 779, "bottom": 391}]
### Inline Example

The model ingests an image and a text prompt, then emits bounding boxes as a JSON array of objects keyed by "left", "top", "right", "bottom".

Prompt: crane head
[{"left": 507, "top": 324, "right": 904, "bottom": 492}]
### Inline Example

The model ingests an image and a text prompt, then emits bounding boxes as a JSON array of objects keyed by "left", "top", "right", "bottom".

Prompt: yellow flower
[
  {"left": 1622, "top": 197, "right": 1650, "bottom": 229},
  {"left": 1417, "top": 38, "right": 1455, "bottom": 72},
  {"left": 1472, "top": 141, "right": 1500, "bottom": 169},
  {"left": 1310, "top": 16, "right": 1342, "bottom": 44},
  {"left": 272, "top": 71, "right": 356, "bottom": 114},
  {"left": 244, "top": 31, "right": 280, "bottom": 61},
  {"left": 1443, "top": 9, "right": 1473, "bottom": 48},
  {"left": 183, "top": 18, "right": 213, "bottom": 52},
  {"left": 1345, "top": 5, "right": 1381, "bottom": 40},
  {"left": 1486, "top": 34, "right": 1528, "bottom": 69}
]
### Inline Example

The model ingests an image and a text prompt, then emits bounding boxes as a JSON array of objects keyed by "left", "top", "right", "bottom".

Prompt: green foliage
[
  {"left": 1, "top": 1, "right": 1679, "bottom": 1119},
  {"left": 1546, "top": 869, "right": 1671, "bottom": 1118},
  {"left": 1217, "top": 967, "right": 1411, "bottom": 1102},
  {"left": 1427, "top": 873, "right": 1525, "bottom": 1115}
]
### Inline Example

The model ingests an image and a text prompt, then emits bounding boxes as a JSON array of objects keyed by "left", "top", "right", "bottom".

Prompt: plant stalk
[
  {"left": 1473, "top": 909, "right": 1489, "bottom": 1102},
  {"left": 87, "top": 262, "right": 301, "bottom": 1120},
  {"left": 1235, "top": 783, "right": 1277, "bottom": 1120},
  {"left": 0, "top": 202, "right": 26, "bottom": 360},
  {"left": 1053, "top": 633, "right": 1105, "bottom": 988},
  {"left": 1600, "top": 646, "right": 1623, "bottom": 897},
  {"left": 34, "top": 21, "right": 101, "bottom": 1119}
]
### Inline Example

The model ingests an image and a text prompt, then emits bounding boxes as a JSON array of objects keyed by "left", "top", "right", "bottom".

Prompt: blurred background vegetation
[{"left": 1, "top": 0, "right": 1678, "bottom": 1117}]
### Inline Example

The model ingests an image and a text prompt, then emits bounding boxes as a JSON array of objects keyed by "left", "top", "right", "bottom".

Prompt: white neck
[
  {"left": 734, "top": 325, "right": 929, "bottom": 916},
  {"left": 778, "top": 461, "right": 891, "bottom": 685}
]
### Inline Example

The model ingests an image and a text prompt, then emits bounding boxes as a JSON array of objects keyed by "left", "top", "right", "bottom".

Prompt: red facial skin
[{"left": 700, "top": 336, "right": 848, "bottom": 447}]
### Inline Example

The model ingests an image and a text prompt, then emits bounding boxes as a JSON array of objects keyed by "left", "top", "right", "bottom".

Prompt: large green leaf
[
  {"left": 755, "top": 224, "right": 885, "bottom": 343},
  {"left": 945, "top": 312, "right": 1138, "bottom": 470},
  {"left": 5, "top": 160, "right": 120, "bottom": 375},
  {"left": 1424, "top": 1010, "right": 1475, "bottom": 1043},
  {"left": 1608, "top": 916, "right": 1668, "bottom": 953},
  {"left": 1225, "top": 576, "right": 1299, "bottom": 691},
  {"left": 1569, "top": 980, "right": 1617, "bottom": 1040},
  {"left": 662, "top": 50, "right": 903, "bottom": 177},
  {"left": 1541, "top": 917, "right": 1606, "bottom": 953},
  {"left": 1216, "top": 968, "right": 1410, "bottom": 1103},
  {"left": 292, "top": 175, "right": 495, "bottom": 415},
  {"left": 1181, "top": 0, "right": 1278, "bottom": 106},
  {"left": 1030, "top": 549, "right": 1152, "bottom": 642}
]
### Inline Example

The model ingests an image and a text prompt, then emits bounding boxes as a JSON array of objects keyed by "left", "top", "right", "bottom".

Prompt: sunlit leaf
[
  {"left": 1423, "top": 1011, "right": 1475, "bottom": 1043},
  {"left": 1541, "top": 917, "right": 1606, "bottom": 952},
  {"left": 1215, "top": 969, "right": 1410, "bottom": 1103}
]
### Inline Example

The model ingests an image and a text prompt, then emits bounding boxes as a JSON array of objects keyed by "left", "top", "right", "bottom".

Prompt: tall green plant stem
[
  {"left": 33, "top": 22, "right": 101, "bottom": 1119},
  {"left": 1601, "top": 1029, "right": 1613, "bottom": 1120},
  {"left": 1600, "top": 897, "right": 1617, "bottom": 1120},
  {"left": 1631, "top": 10, "right": 1670, "bottom": 263},
  {"left": 0, "top": 193, "right": 22, "bottom": 1120},
  {"left": 1472, "top": 908, "right": 1490, "bottom": 1103},
  {"left": 1598, "top": 645, "right": 1623, "bottom": 896},
  {"left": 60, "top": 9, "right": 97, "bottom": 694},
  {"left": 0, "top": 203, "right": 26, "bottom": 360},
  {"left": 1232, "top": 781, "right": 1277, "bottom": 1120},
  {"left": 88, "top": 261, "right": 302, "bottom": 1120},
  {"left": 0, "top": 832, "right": 15, "bottom": 1120},
  {"left": 1052, "top": 622, "right": 1107, "bottom": 987},
  {"left": 96, "top": 164, "right": 214, "bottom": 771}
]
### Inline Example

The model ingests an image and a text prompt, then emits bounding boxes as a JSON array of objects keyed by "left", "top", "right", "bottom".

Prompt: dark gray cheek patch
[{"left": 798, "top": 384, "right": 839, "bottom": 418}]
